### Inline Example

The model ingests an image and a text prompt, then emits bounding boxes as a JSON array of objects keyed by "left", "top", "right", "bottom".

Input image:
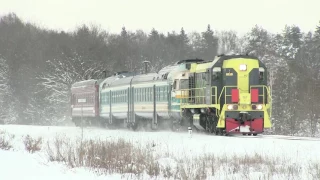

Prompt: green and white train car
[{"left": 99, "top": 60, "right": 203, "bottom": 130}]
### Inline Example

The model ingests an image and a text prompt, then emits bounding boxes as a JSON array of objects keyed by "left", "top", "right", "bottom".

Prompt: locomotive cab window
[
  {"left": 259, "top": 67, "right": 265, "bottom": 81},
  {"left": 173, "top": 80, "right": 179, "bottom": 91},
  {"left": 180, "top": 79, "right": 188, "bottom": 89},
  {"left": 212, "top": 67, "right": 221, "bottom": 80}
]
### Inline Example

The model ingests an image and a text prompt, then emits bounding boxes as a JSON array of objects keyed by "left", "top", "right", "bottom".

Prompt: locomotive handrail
[
  {"left": 250, "top": 85, "right": 272, "bottom": 105},
  {"left": 217, "top": 86, "right": 237, "bottom": 106},
  {"left": 217, "top": 85, "right": 272, "bottom": 117},
  {"left": 179, "top": 86, "right": 217, "bottom": 106},
  {"left": 250, "top": 85, "right": 272, "bottom": 118}
]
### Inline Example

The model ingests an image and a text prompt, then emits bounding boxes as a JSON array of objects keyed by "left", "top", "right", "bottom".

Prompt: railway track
[{"left": 81, "top": 125, "right": 320, "bottom": 141}]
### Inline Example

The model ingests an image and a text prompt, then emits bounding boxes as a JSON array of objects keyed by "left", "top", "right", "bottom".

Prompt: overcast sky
[{"left": 0, "top": 0, "right": 319, "bottom": 35}]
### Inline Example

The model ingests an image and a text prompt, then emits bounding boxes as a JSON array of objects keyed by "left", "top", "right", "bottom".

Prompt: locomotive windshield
[{"left": 180, "top": 79, "right": 188, "bottom": 89}]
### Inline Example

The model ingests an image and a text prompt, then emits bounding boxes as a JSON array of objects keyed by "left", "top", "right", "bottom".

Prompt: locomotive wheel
[
  {"left": 253, "top": 133, "right": 257, "bottom": 136},
  {"left": 206, "top": 116, "right": 218, "bottom": 134}
]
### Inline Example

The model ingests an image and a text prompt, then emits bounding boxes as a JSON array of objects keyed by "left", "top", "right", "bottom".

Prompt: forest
[{"left": 0, "top": 13, "right": 319, "bottom": 136}]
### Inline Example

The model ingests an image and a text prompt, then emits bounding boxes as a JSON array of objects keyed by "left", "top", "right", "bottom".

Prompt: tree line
[{"left": 0, "top": 13, "right": 319, "bottom": 136}]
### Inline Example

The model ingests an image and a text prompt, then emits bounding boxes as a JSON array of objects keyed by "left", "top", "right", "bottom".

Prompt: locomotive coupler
[{"left": 238, "top": 111, "right": 252, "bottom": 124}]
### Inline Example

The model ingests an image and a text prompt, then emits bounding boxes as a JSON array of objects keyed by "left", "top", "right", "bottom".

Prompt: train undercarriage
[
  {"left": 72, "top": 109, "right": 264, "bottom": 137},
  {"left": 180, "top": 108, "right": 263, "bottom": 136}
]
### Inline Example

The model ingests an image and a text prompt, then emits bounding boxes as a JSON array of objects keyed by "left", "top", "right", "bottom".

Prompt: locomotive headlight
[
  {"left": 227, "top": 105, "right": 233, "bottom": 110},
  {"left": 252, "top": 104, "right": 263, "bottom": 110},
  {"left": 256, "top": 104, "right": 263, "bottom": 110},
  {"left": 239, "top": 64, "right": 247, "bottom": 71}
]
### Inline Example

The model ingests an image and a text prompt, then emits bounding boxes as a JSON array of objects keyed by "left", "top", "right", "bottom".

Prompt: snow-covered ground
[{"left": 0, "top": 124, "right": 320, "bottom": 179}]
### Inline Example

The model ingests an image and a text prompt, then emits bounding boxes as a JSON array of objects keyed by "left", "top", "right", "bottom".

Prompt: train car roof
[
  {"left": 71, "top": 79, "right": 97, "bottom": 88},
  {"left": 101, "top": 59, "right": 206, "bottom": 89}
]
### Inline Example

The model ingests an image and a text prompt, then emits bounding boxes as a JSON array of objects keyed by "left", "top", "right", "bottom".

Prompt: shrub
[{"left": 23, "top": 135, "right": 42, "bottom": 153}]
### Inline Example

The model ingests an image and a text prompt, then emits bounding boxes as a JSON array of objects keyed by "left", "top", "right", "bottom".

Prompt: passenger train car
[
  {"left": 70, "top": 79, "right": 101, "bottom": 126},
  {"left": 98, "top": 59, "right": 203, "bottom": 130},
  {"left": 70, "top": 55, "right": 272, "bottom": 135}
]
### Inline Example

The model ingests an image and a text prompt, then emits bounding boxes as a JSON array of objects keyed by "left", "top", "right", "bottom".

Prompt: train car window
[
  {"left": 172, "top": 80, "right": 179, "bottom": 91},
  {"left": 160, "top": 86, "right": 163, "bottom": 101},
  {"left": 163, "top": 86, "right": 167, "bottom": 101},
  {"left": 136, "top": 89, "right": 138, "bottom": 102},
  {"left": 165, "top": 86, "right": 168, "bottom": 99},
  {"left": 156, "top": 87, "right": 158, "bottom": 101},
  {"left": 162, "top": 86, "right": 165, "bottom": 101},
  {"left": 111, "top": 92, "right": 113, "bottom": 103},
  {"left": 123, "top": 90, "right": 125, "bottom": 102}
]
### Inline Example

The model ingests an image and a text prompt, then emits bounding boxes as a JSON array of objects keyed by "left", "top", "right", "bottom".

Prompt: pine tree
[
  {"left": 201, "top": 24, "right": 219, "bottom": 60},
  {"left": 178, "top": 27, "right": 191, "bottom": 60},
  {"left": 146, "top": 28, "right": 166, "bottom": 72}
]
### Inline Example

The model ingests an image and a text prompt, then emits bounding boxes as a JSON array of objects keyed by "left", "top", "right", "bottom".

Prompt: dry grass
[
  {"left": 23, "top": 135, "right": 42, "bottom": 153},
  {"left": 0, "top": 130, "right": 13, "bottom": 150},
  {"left": 44, "top": 136, "right": 320, "bottom": 180},
  {"left": 46, "top": 137, "right": 161, "bottom": 178}
]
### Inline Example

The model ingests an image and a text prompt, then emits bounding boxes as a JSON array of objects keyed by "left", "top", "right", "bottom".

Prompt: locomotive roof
[{"left": 213, "top": 54, "right": 264, "bottom": 67}]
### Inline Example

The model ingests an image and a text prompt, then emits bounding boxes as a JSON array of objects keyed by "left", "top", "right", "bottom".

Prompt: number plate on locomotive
[{"left": 239, "top": 126, "right": 250, "bottom": 133}]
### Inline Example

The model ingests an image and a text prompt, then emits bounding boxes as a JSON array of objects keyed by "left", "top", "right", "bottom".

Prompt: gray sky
[{"left": 0, "top": 0, "right": 319, "bottom": 35}]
